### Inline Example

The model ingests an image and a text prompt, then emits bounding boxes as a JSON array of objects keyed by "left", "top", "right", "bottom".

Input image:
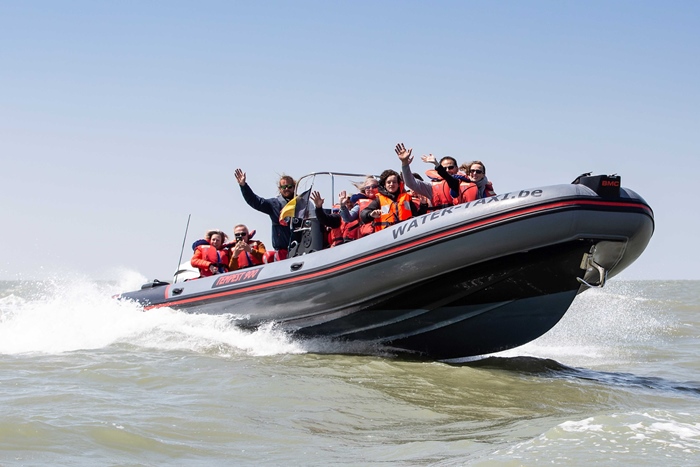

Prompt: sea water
[{"left": 1, "top": 276, "right": 698, "bottom": 466}]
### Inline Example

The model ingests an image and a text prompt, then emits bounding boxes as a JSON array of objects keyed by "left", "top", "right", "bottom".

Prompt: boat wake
[
  {"left": 0, "top": 272, "right": 301, "bottom": 357},
  {"left": 453, "top": 355, "right": 700, "bottom": 397},
  {"left": 0, "top": 274, "right": 674, "bottom": 368},
  {"left": 0, "top": 272, "right": 400, "bottom": 358}
]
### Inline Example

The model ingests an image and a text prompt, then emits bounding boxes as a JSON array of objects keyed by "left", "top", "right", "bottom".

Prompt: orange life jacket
[
  {"left": 191, "top": 245, "right": 230, "bottom": 277},
  {"left": 374, "top": 192, "right": 413, "bottom": 231}
]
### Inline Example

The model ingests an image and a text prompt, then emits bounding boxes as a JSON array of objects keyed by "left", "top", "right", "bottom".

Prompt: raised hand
[
  {"left": 395, "top": 142, "right": 413, "bottom": 166},
  {"left": 421, "top": 154, "right": 437, "bottom": 165},
  {"left": 310, "top": 190, "right": 325, "bottom": 209},
  {"left": 234, "top": 168, "right": 246, "bottom": 186}
]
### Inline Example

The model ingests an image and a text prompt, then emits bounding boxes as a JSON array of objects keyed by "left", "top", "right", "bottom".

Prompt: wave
[
  {"left": 0, "top": 272, "right": 303, "bottom": 357},
  {"left": 452, "top": 355, "right": 700, "bottom": 397},
  {"left": 0, "top": 276, "right": 685, "bottom": 363}
]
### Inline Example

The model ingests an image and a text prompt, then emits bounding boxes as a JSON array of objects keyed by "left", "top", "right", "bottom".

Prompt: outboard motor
[
  {"left": 288, "top": 217, "right": 324, "bottom": 257},
  {"left": 572, "top": 173, "right": 621, "bottom": 198}
]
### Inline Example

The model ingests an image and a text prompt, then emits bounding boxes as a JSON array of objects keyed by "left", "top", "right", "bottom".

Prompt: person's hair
[
  {"left": 379, "top": 169, "right": 401, "bottom": 188},
  {"left": 278, "top": 174, "right": 296, "bottom": 188},
  {"left": 439, "top": 156, "right": 457, "bottom": 167},
  {"left": 233, "top": 224, "right": 248, "bottom": 235},
  {"left": 205, "top": 229, "right": 228, "bottom": 242},
  {"left": 467, "top": 160, "right": 486, "bottom": 175},
  {"left": 412, "top": 172, "right": 424, "bottom": 181},
  {"left": 352, "top": 175, "right": 377, "bottom": 191}
]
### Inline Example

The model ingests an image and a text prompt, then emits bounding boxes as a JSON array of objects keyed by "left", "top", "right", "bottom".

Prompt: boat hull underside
[{"left": 285, "top": 241, "right": 590, "bottom": 359}]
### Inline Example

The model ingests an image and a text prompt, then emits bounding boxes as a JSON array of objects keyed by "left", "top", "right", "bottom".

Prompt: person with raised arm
[
  {"left": 395, "top": 142, "right": 477, "bottom": 207},
  {"left": 234, "top": 168, "right": 295, "bottom": 261}
]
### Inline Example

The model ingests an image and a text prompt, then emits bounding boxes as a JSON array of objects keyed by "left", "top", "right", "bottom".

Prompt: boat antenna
[{"left": 174, "top": 214, "right": 191, "bottom": 284}]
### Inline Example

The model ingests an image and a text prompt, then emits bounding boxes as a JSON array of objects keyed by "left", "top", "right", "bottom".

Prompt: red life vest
[
  {"left": 427, "top": 171, "right": 479, "bottom": 207},
  {"left": 232, "top": 241, "right": 265, "bottom": 269},
  {"left": 355, "top": 198, "right": 374, "bottom": 237},
  {"left": 455, "top": 181, "right": 478, "bottom": 203},
  {"left": 191, "top": 245, "right": 230, "bottom": 277},
  {"left": 323, "top": 204, "right": 343, "bottom": 247},
  {"left": 341, "top": 220, "right": 360, "bottom": 243},
  {"left": 431, "top": 180, "right": 454, "bottom": 210}
]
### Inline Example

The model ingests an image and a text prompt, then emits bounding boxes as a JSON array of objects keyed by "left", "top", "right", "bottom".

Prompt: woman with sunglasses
[
  {"left": 460, "top": 161, "right": 496, "bottom": 199},
  {"left": 337, "top": 176, "right": 379, "bottom": 238}
]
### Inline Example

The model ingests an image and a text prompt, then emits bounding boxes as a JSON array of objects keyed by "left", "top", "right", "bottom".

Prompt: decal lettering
[
  {"left": 393, "top": 223, "right": 408, "bottom": 238},
  {"left": 389, "top": 190, "right": 547, "bottom": 238},
  {"left": 602, "top": 180, "right": 620, "bottom": 187},
  {"left": 212, "top": 267, "right": 262, "bottom": 288}
]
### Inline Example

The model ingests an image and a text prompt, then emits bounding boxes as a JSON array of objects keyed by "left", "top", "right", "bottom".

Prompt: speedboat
[{"left": 117, "top": 172, "right": 654, "bottom": 360}]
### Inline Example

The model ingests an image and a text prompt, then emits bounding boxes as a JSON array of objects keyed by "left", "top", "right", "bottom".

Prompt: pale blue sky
[{"left": 1, "top": 1, "right": 698, "bottom": 281}]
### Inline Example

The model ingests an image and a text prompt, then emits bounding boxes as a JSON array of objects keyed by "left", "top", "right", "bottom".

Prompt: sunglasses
[
  {"left": 234, "top": 233, "right": 247, "bottom": 239},
  {"left": 470, "top": 169, "right": 483, "bottom": 174},
  {"left": 364, "top": 185, "right": 379, "bottom": 191},
  {"left": 279, "top": 184, "right": 295, "bottom": 189},
  {"left": 443, "top": 165, "right": 456, "bottom": 170}
]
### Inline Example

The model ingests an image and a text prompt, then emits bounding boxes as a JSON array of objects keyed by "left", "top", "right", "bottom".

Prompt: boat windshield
[{"left": 295, "top": 172, "right": 379, "bottom": 216}]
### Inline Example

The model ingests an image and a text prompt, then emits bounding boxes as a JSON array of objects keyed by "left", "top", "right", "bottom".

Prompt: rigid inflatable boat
[{"left": 117, "top": 173, "right": 654, "bottom": 360}]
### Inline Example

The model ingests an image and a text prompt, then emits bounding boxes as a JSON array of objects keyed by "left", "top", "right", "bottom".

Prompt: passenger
[
  {"left": 410, "top": 172, "right": 432, "bottom": 210},
  {"left": 234, "top": 168, "right": 295, "bottom": 261},
  {"left": 309, "top": 191, "right": 340, "bottom": 248},
  {"left": 335, "top": 194, "right": 361, "bottom": 243},
  {"left": 310, "top": 190, "right": 359, "bottom": 247},
  {"left": 338, "top": 176, "right": 377, "bottom": 221},
  {"left": 360, "top": 169, "right": 423, "bottom": 231},
  {"left": 422, "top": 153, "right": 478, "bottom": 204},
  {"left": 339, "top": 176, "right": 378, "bottom": 238},
  {"left": 190, "top": 229, "right": 230, "bottom": 278},
  {"left": 395, "top": 142, "right": 477, "bottom": 207},
  {"left": 460, "top": 161, "right": 496, "bottom": 198},
  {"left": 228, "top": 224, "right": 266, "bottom": 271}
]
